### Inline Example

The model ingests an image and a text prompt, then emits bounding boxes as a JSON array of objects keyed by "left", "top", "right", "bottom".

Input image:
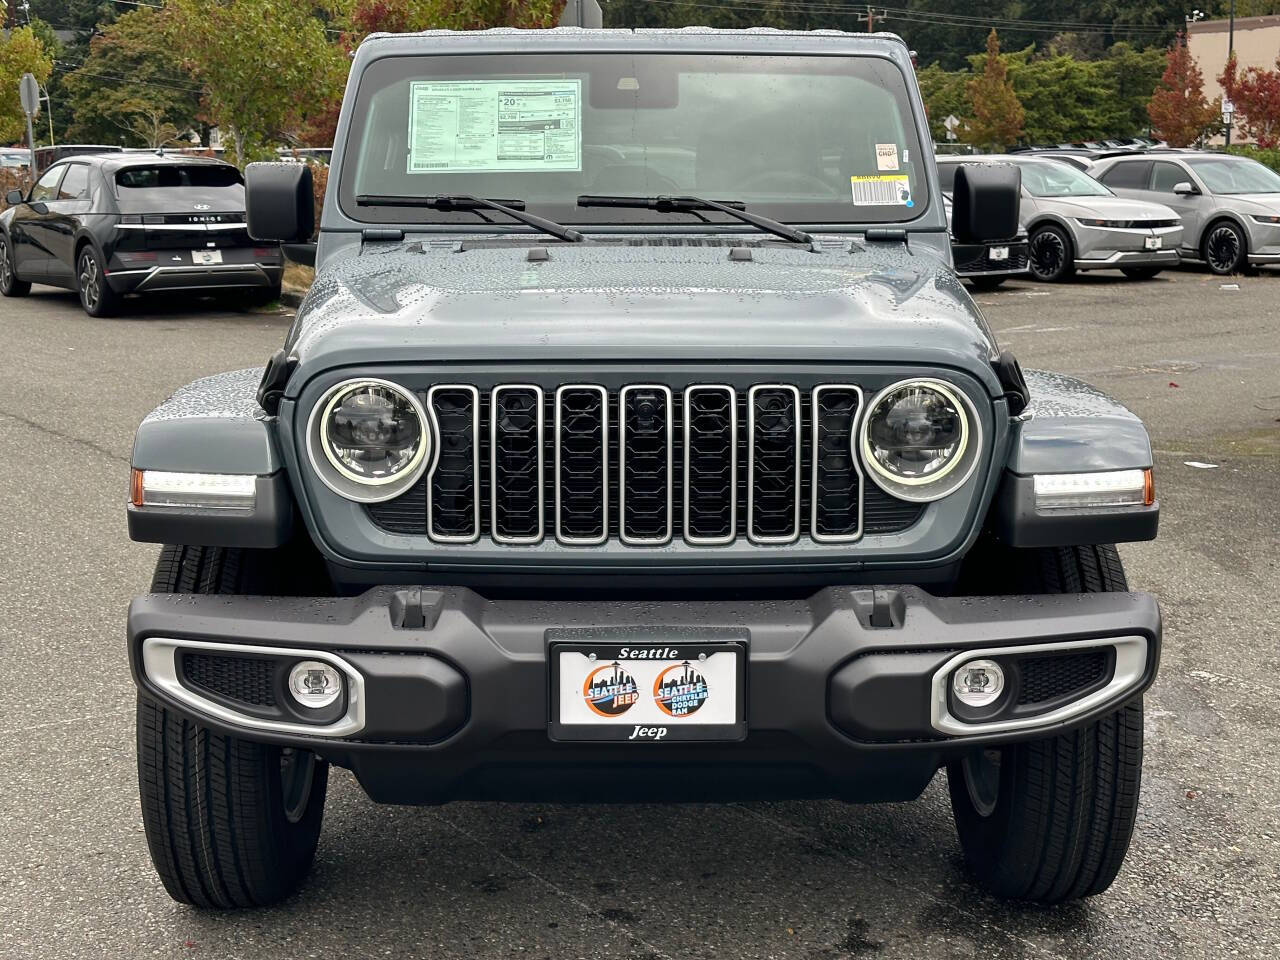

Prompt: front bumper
[
  {"left": 1073, "top": 223, "right": 1183, "bottom": 270},
  {"left": 1075, "top": 249, "right": 1180, "bottom": 270},
  {"left": 128, "top": 585, "right": 1160, "bottom": 804},
  {"left": 951, "top": 237, "right": 1030, "bottom": 278}
]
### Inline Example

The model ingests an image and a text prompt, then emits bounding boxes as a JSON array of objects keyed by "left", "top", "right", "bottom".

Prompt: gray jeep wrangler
[{"left": 126, "top": 27, "right": 1161, "bottom": 908}]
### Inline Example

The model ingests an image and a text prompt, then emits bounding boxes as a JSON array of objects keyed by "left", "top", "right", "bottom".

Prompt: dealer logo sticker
[
  {"left": 653, "top": 662, "right": 709, "bottom": 717},
  {"left": 583, "top": 662, "right": 639, "bottom": 717}
]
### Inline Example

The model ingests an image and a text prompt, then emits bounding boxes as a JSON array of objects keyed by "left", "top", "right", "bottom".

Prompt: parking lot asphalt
[{"left": 1, "top": 269, "right": 1277, "bottom": 960}]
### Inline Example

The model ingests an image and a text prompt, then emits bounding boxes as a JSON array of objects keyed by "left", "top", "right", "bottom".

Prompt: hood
[
  {"left": 1033, "top": 194, "right": 1178, "bottom": 221},
  {"left": 1221, "top": 193, "right": 1280, "bottom": 215},
  {"left": 285, "top": 238, "right": 1003, "bottom": 396}
]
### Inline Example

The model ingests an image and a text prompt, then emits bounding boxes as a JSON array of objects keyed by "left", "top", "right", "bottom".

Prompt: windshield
[
  {"left": 1016, "top": 160, "right": 1110, "bottom": 198},
  {"left": 1186, "top": 157, "right": 1280, "bottom": 195},
  {"left": 340, "top": 53, "right": 927, "bottom": 227}
]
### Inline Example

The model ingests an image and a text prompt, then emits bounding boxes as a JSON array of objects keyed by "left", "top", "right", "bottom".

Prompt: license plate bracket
[
  {"left": 989, "top": 245, "right": 1010, "bottom": 261},
  {"left": 549, "top": 640, "right": 747, "bottom": 742},
  {"left": 192, "top": 249, "right": 223, "bottom": 265},
  {"left": 1144, "top": 236, "right": 1162, "bottom": 250}
]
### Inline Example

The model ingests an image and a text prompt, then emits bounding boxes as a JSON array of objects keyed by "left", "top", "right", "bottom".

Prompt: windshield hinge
[
  {"left": 362, "top": 228, "right": 405, "bottom": 242},
  {"left": 256, "top": 349, "right": 296, "bottom": 416},
  {"left": 864, "top": 228, "right": 908, "bottom": 243}
]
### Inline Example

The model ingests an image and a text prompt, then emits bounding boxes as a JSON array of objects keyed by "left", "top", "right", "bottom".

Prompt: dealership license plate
[
  {"left": 549, "top": 641, "right": 746, "bottom": 742},
  {"left": 191, "top": 249, "right": 223, "bottom": 264},
  {"left": 1145, "top": 236, "right": 1162, "bottom": 250},
  {"left": 989, "top": 245, "right": 1010, "bottom": 261}
]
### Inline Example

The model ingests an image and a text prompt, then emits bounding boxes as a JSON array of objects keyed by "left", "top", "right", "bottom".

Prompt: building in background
[{"left": 1188, "top": 14, "right": 1280, "bottom": 145}]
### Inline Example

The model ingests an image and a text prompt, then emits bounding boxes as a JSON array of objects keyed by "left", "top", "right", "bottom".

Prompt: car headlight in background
[
  {"left": 307, "top": 378, "right": 431, "bottom": 502},
  {"left": 1251, "top": 214, "right": 1280, "bottom": 224},
  {"left": 859, "top": 378, "right": 981, "bottom": 502},
  {"left": 1077, "top": 218, "right": 1131, "bottom": 228}
]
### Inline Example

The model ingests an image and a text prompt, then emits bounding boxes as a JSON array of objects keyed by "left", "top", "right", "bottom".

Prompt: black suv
[
  {"left": 0, "top": 153, "right": 283, "bottom": 316},
  {"left": 125, "top": 28, "right": 1161, "bottom": 909}
]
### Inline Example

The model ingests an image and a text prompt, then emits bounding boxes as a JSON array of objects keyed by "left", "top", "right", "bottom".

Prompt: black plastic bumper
[{"left": 127, "top": 585, "right": 1161, "bottom": 804}]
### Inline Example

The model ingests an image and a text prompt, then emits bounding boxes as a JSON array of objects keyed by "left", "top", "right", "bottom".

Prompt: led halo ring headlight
[
  {"left": 858, "top": 377, "right": 982, "bottom": 503},
  {"left": 306, "top": 377, "right": 432, "bottom": 504}
]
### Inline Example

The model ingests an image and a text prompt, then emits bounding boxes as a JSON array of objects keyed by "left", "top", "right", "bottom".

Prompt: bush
[
  {"left": 1224, "top": 144, "right": 1280, "bottom": 173},
  {"left": 0, "top": 167, "right": 26, "bottom": 210}
]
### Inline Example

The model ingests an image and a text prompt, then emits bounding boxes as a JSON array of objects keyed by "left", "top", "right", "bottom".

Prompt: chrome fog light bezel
[
  {"left": 858, "top": 377, "right": 982, "bottom": 503},
  {"left": 306, "top": 377, "right": 432, "bottom": 504}
]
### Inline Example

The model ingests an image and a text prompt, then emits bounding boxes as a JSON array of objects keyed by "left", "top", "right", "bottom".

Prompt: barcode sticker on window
[{"left": 850, "top": 175, "right": 912, "bottom": 206}]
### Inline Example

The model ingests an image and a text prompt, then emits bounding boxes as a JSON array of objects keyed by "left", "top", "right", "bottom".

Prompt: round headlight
[
  {"left": 859, "top": 379, "right": 979, "bottom": 503},
  {"left": 307, "top": 379, "right": 431, "bottom": 502}
]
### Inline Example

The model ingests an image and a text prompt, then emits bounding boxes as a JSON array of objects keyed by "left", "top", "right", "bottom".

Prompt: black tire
[
  {"left": 1120, "top": 267, "right": 1162, "bottom": 280},
  {"left": 77, "top": 245, "right": 119, "bottom": 317},
  {"left": 0, "top": 233, "right": 30, "bottom": 297},
  {"left": 967, "top": 275, "right": 1006, "bottom": 291},
  {"left": 240, "top": 278, "right": 284, "bottom": 308},
  {"left": 1028, "top": 224, "right": 1076, "bottom": 282},
  {"left": 947, "top": 544, "right": 1144, "bottom": 904},
  {"left": 138, "top": 544, "right": 329, "bottom": 908},
  {"left": 1201, "top": 219, "right": 1247, "bottom": 275}
]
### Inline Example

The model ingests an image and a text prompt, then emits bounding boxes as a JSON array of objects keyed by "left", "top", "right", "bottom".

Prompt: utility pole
[
  {"left": 864, "top": 5, "right": 884, "bottom": 32},
  {"left": 1225, "top": 0, "right": 1235, "bottom": 146}
]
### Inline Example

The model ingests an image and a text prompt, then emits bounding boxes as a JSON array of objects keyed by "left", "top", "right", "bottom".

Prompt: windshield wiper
[
  {"left": 355, "top": 194, "right": 585, "bottom": 243},
  {"left": 577, "top": 194, "right": 813, "bottom": 245}
]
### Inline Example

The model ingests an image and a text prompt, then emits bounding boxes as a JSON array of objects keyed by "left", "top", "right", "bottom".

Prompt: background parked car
[
  {"left": 1091, "top": 151, "right": 1280, "bottom": 276},
  {"left": 32, "top": 144, "right": 123, "bottom": 173},
  {"left": 0, "top": 153, "right": 283, "bottom": 316},
  {"left": 938, "top": 155, "right": 1182, "bottom": 282}
]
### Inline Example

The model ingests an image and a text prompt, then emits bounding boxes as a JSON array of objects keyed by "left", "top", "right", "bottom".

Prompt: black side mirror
[
  {"left": 246, "top": 162, "right": 315, "bottom": 243},
  {"left": 5, "top": 189, "right": 24, "bottom": 206},
  {"left": 951, "top": 162, "right": 1021, "bottom": 244}
]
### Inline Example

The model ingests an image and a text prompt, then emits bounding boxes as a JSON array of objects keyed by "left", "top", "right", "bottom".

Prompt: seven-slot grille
[{"left": 374, "top": 383, "right": 927, "bottom": 546}]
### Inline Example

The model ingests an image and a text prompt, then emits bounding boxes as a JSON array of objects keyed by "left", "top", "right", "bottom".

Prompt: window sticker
[
  {"left": 407, "top": 79, "right": 582, "bottom": 173},
  {"left": 875, "top": 143, "right": 900, "bottom": 171},
  {"left": 851, "top": 174, "right": 913, "bottom": 206}
]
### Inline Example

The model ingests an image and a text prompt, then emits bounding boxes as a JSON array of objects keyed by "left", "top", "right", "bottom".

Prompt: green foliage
[
  {"left": 165, "top": 0, "right": 348, "bottom": 165},
  {"left": 339, "top": 0, "right": 567, "bottom": 45},
  {"left": 62, "top": 8, "right": 204, "bottom": 148},
  {"left": 1148, "top": 36, "right": 1220, "bottom": 147},
  {"left": 917, "top": 63, "right": 968, "bottom": 142},
  {"left": 0, "top": 26, "right": 55, "bottom": 145}
]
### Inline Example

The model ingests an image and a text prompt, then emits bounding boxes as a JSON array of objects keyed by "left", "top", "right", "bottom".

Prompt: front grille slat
[
  {"left": 370, "top": 378, "right": 929, "bottom": 546},
  {"left": 490, "top": 385, "right": 545, "bottom": 544},
  {"left": 555, "top": 385, "right": 608, "bottom": 545},
  {"left": 620, "top": 384, "right": 674, "bottom": 544},
  {"left": 683, "top": 385, "right": 737, "bottom": 545},
  {"left": 747, "top": 385, "right": 801, "bottom": 543}
]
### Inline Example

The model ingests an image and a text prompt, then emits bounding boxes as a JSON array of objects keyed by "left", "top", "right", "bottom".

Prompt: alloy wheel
[
  {"left": 0, "top": 239, "right": 10, "bottom": 290},
  {"left": 1205, "top": 224, "right": 1242, "bottom": 274},
  {"left": 1029, "top": 229, "right": 1067, "bottom": 280},
  {"left": 79, "top": 251, "right": 100, "bottom": 311}
]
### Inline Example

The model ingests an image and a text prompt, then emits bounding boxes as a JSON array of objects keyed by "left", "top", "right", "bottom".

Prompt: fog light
[
  {"left": 952, "top": 659, "right": 1005, "bottom": 707},
  {"left": 288, "top": 660, "right": 342, "bottom": 709}
]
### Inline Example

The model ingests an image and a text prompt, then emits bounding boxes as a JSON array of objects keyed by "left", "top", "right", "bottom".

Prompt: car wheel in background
[
  {"left": 1028, "top": 225, "right": 1075, "bottom": 282},
  {"left": 967, "top": 276, "right": 1006, "bottom": 291},
  {"left": 240, "top": 278, "right": 284, "bottom": 308},
  {"left": 948, "top": 544, "right": 1143, "bottom": 904},
  {"left": 1201, "top": 220, "right": 1247, "bottom": 275},
  {"left": 0, "top": 234, "right": 31, "bottom": 297},
  {"left": 138, "top": 544, "right": 329, "bottom": 907},
  {"left": 1120, "top": 267, "right": 1162, "bottom": 280},
  {"left": 77, "top": 246, "right": 119, "bottom": 317},
  {"left": 1024, "top": 225, "right": 1075, "bottom": 281}
]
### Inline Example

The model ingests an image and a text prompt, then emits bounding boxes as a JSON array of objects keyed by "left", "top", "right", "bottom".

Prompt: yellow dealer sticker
[{"left": 851, "top": 174, "right": 913, "bottom": 207}]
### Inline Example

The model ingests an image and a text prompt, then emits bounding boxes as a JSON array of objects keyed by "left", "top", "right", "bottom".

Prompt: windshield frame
[
  {"left": 336, "top": 50, "right": 931, "bottom": 232},
  {"left": 1185, "top": 156, "right": 1280, "bottom": 196}
]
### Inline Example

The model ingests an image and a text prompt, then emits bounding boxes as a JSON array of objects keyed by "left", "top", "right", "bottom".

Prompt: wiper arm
[
  {"left": 577, "top": 194, "right": 813, "bottom": 245},
  {"left": 355, "top": 194, "right": 585, "bottom": 243}
]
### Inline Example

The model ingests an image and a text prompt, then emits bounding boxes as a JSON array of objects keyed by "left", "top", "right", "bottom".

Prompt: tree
[
  {"left": 165, "top": 0, "right": 347, "bottom": 165},
  {"left": 1147, "top": 34, "right": 1220, "bottom": 147},
  {"left": 966, "top": 30, "right": 1024, "bottom": 150},
  {"left": 917, "top": 62, "right": 969, "bottom": 142},
  {"left": 0, "top": 26, "right": 54, "bottom": 146},
  {"left": 341, "top": 0, "right": 568, "bottom": 46},
  {"left": 62, "top": 7, "right": 204, "bottom": 147},
  {"left": 1219, "top": 53, "right": 1280, "bottom": 149}
]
